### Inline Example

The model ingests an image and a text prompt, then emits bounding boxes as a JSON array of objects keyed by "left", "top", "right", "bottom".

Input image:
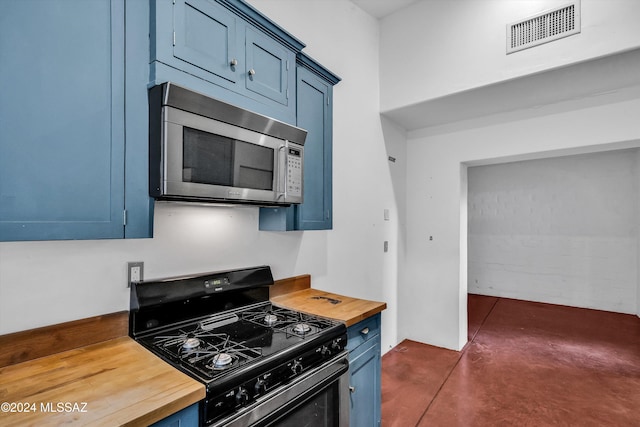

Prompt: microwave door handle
[{"left": 277, "top": 145, "right": 287, "bottom": 201}]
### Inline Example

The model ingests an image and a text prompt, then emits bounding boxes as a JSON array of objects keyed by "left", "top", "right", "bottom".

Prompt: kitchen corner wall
[{"left": 0, "top": 0, "right": 402, "bottom": 354}]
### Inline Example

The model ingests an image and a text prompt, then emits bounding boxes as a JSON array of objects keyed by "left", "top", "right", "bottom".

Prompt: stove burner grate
[
  {"left": 264, "top": 313, "right": 279, "bottom": 326},
  {"left": 242, "top": 306, "right": 336, "bottom": 338},
  {"left": 208, "top": 352, "right": 235, "bottom": 370},
  {"left": 182, "top": 337, "right": 202, "bottom": 350},
  {"left": 292, "top": 323, "right": 312, "bottom": 334},
  {"left": 142, "top": 302, "right": 342, "bottom": 383}
]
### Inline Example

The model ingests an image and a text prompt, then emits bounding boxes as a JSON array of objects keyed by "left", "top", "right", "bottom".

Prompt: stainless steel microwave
[{"left": 149, "top": 83, "right": 306, "bottom": 206}]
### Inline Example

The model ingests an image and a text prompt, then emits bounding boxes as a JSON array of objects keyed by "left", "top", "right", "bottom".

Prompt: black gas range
[{"left": 129, "top": 266, "right": 349, "bottom": 426}]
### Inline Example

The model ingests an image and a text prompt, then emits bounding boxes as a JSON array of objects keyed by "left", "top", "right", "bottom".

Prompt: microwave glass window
[
  {"left": 183, "top": 127, "right": 233, "bottom": 186},
  {"left": 234, "top": 140, "right": 274, "bottom": 190},
  {"left": 182, "top": 127, "right": 274, "bottom": 191}
]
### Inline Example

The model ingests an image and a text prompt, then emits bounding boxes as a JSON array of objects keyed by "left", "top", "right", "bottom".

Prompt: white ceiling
[{"left": 351, "top": 0, "right": 422, "bottom": 19}]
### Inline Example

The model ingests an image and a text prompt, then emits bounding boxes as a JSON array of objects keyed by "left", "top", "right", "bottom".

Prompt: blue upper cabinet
[
  {"left": 151, "top": 0, "right": 303, "bottom": 124},
  {"left": 0, "top": 0, "right": 152, "bottom": 241},
  {"left": 245, "top": 27, "right": 293, "bottom": 106},
  {"left": 259, "top": 54, "right": 340, "bottom": 231},
  {"left": 173, "top": 0, "right": 240, "bottom": 85},
  {"left": 295, "top": 65, "right": 333, "bottom": 230}
]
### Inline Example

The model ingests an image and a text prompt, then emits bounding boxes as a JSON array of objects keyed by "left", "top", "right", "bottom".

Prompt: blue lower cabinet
[
  {"left": 350, "top": 341, "right": 381, "bottom": 427},
  {"left": 150, "top": 403, "right": 199, "bottom": 427},
  {"left": 347, "top": 314, "right": 382, "bottom": 427}
]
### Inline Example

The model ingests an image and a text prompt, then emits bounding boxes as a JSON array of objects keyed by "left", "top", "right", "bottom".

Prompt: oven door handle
[
  {"left": 254, "top": 354, "right": 349, "bottom": 427},
  {"left": 213, "top": 352, "right": 350, "bottom": 427}
]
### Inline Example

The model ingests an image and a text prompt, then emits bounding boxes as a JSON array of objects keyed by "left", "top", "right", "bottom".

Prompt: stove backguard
[{"left": 130, "top": 266, "right": 273, "bottom": 337}]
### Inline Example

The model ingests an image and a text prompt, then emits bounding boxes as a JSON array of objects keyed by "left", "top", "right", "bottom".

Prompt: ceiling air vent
[{"left": 507, "top": 1, "right": 581, "bottom": 54}]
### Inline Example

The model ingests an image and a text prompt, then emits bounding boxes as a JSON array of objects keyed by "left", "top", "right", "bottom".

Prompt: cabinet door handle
[
  {"left": 349, "top": 386, "right": 356, "bottom": 393},
  {"left": 230, "top": 58, "right": 238, "bottom": 66},
  {"left": 360, "top": 327, "right": 369, "bottom": 335},
  {"left": 248, "top": 68, "right": 256, "bottom": 76}
]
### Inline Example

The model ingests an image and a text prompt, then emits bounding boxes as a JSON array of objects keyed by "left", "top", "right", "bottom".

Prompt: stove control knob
[
  {"left": 291, "top": 360, "right": 303, "bottom": 376},
  {"left": 331, "top": 338, "right": 342, "bottom": 351},
  {"left": 321, "top": 345, "right": 331, "bottom": 357},
  {"left": 235, "top": 387, "right": 249, "bottom": 405},
  {"left": 255, "top": 379, "right": 267, "bottom": 395}
]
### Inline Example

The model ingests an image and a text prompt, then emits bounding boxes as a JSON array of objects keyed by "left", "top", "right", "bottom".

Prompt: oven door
[
  {"left": 161, "top": 106, "right": 288, "bottom": 204},
  {"left": 212, "top": 352, "right": 349, "bottom": 427}
]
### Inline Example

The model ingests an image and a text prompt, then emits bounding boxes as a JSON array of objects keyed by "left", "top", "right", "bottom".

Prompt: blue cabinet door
[
  {"left": 245, "top": 27, "right": 293, "bottom": 106},
  {"left": 151, "top": 0, "right": 301, "bottom": 124},
  {"left": 0, "top": 0, "right": 126, "bottom": 241},
  {"left": 349, "top": 339, "right": 382, "bottom": 427},
  {"left": 173, "top": 0, "right": 239, "bottom": 85},
  {"left": 295, "top": 66, "right": 332, "bottom": 230},
  {"left": 259, "top": 57, "right": 339, "bottom": 231},
  {"left": 124, "top": 0, "right": 154, "bottom": 239},
  {"left": 150, "top": 403, "right": 199, "bottom": 427},
  {"left": 347, "top": 314, "right": 382, "bottom": 427}
]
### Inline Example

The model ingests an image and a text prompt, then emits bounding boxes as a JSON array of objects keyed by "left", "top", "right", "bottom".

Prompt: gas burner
[
  {"left": 292, "top": 323, "right": 312, "bottom": 334},
  {"left": 264, "top": 313, "right": 279, "bottom": 326},
  {"left": 182, "top": 337, "right": 201, "bottom": 350},
  {"left": 209, "top": 353, "right": 235, "bottom": 370}
]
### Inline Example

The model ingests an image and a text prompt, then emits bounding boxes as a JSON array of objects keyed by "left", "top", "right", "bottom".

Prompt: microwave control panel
[{"left": 286, "top": 147, "right": 303, "bottom": 197}]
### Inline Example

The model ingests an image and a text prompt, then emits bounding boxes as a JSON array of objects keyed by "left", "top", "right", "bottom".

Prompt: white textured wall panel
[{"left": 468, "top": 150, "right": 638, "bottom": 313}]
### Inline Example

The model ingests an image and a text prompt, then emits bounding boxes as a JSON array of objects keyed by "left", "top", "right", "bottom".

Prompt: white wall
[
  {"left": 248, "top": 0, "right": 402, "bottom": 353},
  {"left": 468, "top": 150, "right": 638, "bottom": 313},
  {"left": 638, "top": 149, "right": 640, "bottom": 317},
  {"left": 401, "top": 92, "right": 640, "bottom": 351},
  {"left": 0, "top": 0, "right": 401, "bottom": 354},
  {"left": 379, "top": 0, "right": 640, "bottom": 111},
  {"left": 375, "top": 0, "right": 640, "bottom": 351}
]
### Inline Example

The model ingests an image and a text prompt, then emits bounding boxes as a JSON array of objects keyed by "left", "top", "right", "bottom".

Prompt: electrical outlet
[{"left": 127, "top": 261, "right": 144, "bottom": 287}]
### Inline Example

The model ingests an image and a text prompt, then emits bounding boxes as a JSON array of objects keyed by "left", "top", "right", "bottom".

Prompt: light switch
[{"left": 384, "top": 209, "right": 390, "bottom": 221}]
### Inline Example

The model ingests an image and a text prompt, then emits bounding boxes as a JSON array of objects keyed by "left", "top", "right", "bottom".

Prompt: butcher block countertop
[
  {"left": 270, "top": 275, "right": 386, "bottom": 326},
  {"left": 0, "top": 317, "right": 205, "bottom": 427}
]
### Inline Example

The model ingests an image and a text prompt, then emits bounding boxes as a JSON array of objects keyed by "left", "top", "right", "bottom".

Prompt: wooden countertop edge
[
  {"left": 121, "top": 383, "right": 205, "bottom": 427},
  {"left": 119, "top": 341, "right": 206, "bottom": 426},
  {"left": 0, "top": 311, "right": 129, "bottom": 368},
  {"left": 270, "top": 274, "right": 312, "bottom": 298},
  {"left": 270, "top": 280, "right": 387, "bottom": 327},
  {"left": 1, "top": 274, "right": 386, "bottom": 425},
  {"left": 340, "top": 304, "right": 388, "bottom": 327},
  {"left": 0, "top": 335, "right": 205, "bottom": 427}
]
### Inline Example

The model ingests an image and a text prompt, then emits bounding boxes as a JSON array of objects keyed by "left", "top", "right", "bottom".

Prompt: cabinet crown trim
[
  {"left": 297, "top": 52, "right": 341, "bottom": 85},
  {"left": 219, "top": 0, "right": 306, "bottom": 52}
]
